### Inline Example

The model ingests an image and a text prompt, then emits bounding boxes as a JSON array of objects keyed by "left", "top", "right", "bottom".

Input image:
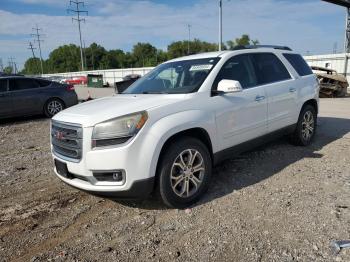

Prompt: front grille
[{"left": 51, "top": 120, "right": 83, "bottom": 161}]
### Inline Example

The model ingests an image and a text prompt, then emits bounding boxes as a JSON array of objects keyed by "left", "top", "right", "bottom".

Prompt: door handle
[
  {"left": 289, "top": 87, "right": 297, "bottom": 93},
  {"left": 255, "top": 95, "right": 265, "bottom": 102}
]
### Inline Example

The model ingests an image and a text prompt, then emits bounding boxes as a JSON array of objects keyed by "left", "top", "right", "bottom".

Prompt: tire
[
  {"left": 290, "top": 105, "right": 317, "bottom": 146},
  {"left": 158, "top": 137, "right": 212, "bottom": 208},
  {"left": 44, "top": 98, "right": 65, "bottom": 118}
]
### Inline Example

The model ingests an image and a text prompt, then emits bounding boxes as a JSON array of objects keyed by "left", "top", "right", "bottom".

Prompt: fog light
[{"left": 93, "top": 170, "right": 124, "bottom": 182}]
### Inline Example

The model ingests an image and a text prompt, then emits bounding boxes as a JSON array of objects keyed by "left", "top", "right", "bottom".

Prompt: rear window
[
  {"left": 283, "top": 53, "right": 313, "bottom": 76},
  {"left": 252, "top": 53, "right": 291, "bottom": 85},
  {"left": 0, "top": 79, "right": 7, "bottom": 92},
  {"left": 36, "top": 79, "right": 52, "bottom": 87}
]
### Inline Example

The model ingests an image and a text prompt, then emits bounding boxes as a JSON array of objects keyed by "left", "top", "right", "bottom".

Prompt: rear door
[
  {"left": 251, "top": 53, "right": 297, "bottom": 132},
  {"left": 8, "top": 78, "right": 43, "bottom": 116},
  {"left": 0, "top": 78, "right": 12, "bottom": 117}
]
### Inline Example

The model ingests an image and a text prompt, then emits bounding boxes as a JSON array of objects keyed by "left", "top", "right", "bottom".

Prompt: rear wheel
[
  {"left": 44, "top": 98, "right": 65, "bottom": 118},
  {"left": 291, "top": 105, "right": 317, "bottom": 146},
  {"left": 158, "top": 137, "right": 212, "bottom": 208}
]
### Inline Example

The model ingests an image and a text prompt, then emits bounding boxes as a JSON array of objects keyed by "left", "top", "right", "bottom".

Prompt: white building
[{"left": 304, "top": 53, "right": 349, "bottom": 82}]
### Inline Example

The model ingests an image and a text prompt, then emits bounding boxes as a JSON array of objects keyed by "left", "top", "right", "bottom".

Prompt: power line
[
  {"left": 67, "top": 0, "right": 88, "bottom": 71},
  {"left": 31, "top": 25, "right": 44, "bottom": 75}
]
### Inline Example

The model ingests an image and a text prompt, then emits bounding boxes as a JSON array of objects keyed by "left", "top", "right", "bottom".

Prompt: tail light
[{"left": 66, "top": 84, "right": 75, "bottom": 91}]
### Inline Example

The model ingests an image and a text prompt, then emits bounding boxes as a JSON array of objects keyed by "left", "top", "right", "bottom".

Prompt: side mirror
[{"left": 217, "top": 79, "right": 243, "bottom": 93}]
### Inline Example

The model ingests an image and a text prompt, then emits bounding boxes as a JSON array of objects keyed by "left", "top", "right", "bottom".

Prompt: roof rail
[{"left": 232, "top": 45, "right": 292, "bottom": 51}]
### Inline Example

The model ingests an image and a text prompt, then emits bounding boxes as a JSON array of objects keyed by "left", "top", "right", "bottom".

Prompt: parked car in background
[
  {"left": 114, "top": 74, "right": 141, "bottom": 94},
  {"left": 44, "top": 75, "right": 66, "bottom": 84},
  {"left": 51, "top": 46, "right": 319, "bottom": 208},
  {"left": 65, "top": 76, "right": 87, "bottom": 85},
  {"left": 0, "top": 76, "right": 78, "bottom": 119}
]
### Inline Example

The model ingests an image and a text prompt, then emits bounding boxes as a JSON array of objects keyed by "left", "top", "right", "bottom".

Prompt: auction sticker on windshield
[{"left": 189, "top": 64, "right": 213, "bottom": 71}]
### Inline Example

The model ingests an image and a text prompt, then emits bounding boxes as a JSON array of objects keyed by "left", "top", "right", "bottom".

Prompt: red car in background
[{"left": 65, "top": 76, "right": 87, "bottom": 85}]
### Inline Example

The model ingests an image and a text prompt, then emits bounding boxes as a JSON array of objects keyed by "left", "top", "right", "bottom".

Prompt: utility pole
[
  {"left": 28, "top": 41, "right": 39, "bottom": 74},
  {"left": 218, "top": 0, "right": 223, "bottom": 51},
  {"left": 67, "top": 0, "right": 88, "bottom": 71},
  {"left": 31, "top": 25, "right": 44, "bottom": 75},
  {"left": 187, "top": 24, "right": 191, "bottom": 54},
  {"left": 8, "top": 57, "right": 15, "bottom": 74},
  {"left": 83, "top": 40, "right": 87, "bottom": 69},
  {"left": 28, "top": 42, "right": 37, "bottom": 59},
  {"left": 14, "top": 62, "right": 18, "bottom": 74},
  {"left": 0, "top": 58, "right": 3, "bottom": 72},
  {"left": 91, "top": 45, "right": 95, "bottom": 70},
  {"left": 333, "top": 42, "right": 338, "bottom": 54}
]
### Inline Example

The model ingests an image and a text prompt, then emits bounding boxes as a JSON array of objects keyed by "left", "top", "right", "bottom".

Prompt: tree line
[{"left": 18, "top": 34, "right": 258, "bottom": 75}]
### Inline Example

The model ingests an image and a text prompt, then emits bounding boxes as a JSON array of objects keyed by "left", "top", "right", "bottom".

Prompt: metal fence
[
  {"left": 42, "top": 67, "right": 154, "bottom": 85},
  {"left": 41, "top": 53, "right": 350, "bottom": 85}
]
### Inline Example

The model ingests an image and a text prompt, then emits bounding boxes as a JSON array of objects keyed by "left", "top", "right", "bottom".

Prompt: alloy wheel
[
  {"left": 170, "top": 149, "right": 205, "bottom": 198},
  {"left": 48, "top": 100, "right": 63, "bottom": 116},
  {"left": 301, "top": 111, "right": 314, "bottom": 141}
]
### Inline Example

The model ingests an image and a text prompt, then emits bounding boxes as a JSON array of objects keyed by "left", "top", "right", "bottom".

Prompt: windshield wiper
[{"left": 142, "top": 91, "right": 168, "bottom": 94}]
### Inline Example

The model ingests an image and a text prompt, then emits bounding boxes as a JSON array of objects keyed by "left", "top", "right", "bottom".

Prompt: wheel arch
[
  {"left": 154, "top": 127, "right": 214, "bottom": 181},
  {"left": 301, "top": 99, "right": 318, "bottom": 115}
]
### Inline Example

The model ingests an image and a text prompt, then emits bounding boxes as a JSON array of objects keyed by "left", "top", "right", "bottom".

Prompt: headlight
[{"left": 92, "top": 111, "right": 148, "bottom": 148}]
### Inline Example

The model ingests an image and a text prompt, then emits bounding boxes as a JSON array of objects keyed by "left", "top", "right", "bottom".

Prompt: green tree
[
  {"left": 47, "top": 44, "right": 81, "bottom": 73},
  {"left": 3, "top": 66, "right": 13, "bottom": 74},
  {"left": 132, "top": 42, "right": 157, "bottom": 67},
  {"left": 167, "top": 39, "right": 217, "bottom": 59},
  {"left": 226, "top": 34, "right": 259, "bottom": 50},
  {"left": 22, "top": 57, "right": 41, "bottom": 75}
]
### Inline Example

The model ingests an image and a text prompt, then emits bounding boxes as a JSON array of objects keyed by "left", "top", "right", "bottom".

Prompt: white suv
[{"left": 51, "top": 46, "right": 319, "bottom": 208}]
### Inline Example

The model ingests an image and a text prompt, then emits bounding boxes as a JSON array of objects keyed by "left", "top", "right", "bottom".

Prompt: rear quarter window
[
  {"left": 36, "top": 79, "right": 52, "bottom": 87},
  {"left": 283, "top": 53, "right": 313, "bottom": 76}
]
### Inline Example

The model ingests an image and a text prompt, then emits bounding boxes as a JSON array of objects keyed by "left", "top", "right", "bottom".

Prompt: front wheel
[
  {"left": 291, "top": 105, "right": 317, "bottom": 146},
  {"left": 44, "top": 98, "right": 65, "bottom": 118},
  {"left": 158, "top": 137, "right": 212, "bottom": 208}
]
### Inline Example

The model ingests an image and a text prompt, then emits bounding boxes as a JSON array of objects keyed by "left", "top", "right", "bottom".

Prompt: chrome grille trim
[{"left": 51, "top": 120, "right": 83, "bottom": 161}]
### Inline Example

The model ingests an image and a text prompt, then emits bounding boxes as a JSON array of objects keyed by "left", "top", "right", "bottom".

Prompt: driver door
[{"left": 211, "top": 54, "right": 268, "bottom": 151}]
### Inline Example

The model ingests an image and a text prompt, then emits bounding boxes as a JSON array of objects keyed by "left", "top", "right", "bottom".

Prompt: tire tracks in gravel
[{"left": 10, "top": 198, "right": 114, "bottom": 262}]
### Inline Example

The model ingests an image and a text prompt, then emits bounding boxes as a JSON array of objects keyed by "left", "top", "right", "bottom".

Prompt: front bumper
[
  {"left": 54, "top": 167, "right": 155, "bottom": 199},
  {"left": 51, "top": 121, "right": 159, "bottom": 198}
]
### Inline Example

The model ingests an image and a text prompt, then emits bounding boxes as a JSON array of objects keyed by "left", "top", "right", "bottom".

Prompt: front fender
[{"left": 145, "top": 110, "right": 217, "bottom": 179}]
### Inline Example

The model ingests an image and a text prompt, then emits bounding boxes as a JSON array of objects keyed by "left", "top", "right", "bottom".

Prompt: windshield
[{"left": 123, "top": 57, "right": 220, "bottom": 94}]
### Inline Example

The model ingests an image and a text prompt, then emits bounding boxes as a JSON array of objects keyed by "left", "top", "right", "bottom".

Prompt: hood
[{"left": 53, "top": 94, "right": 186, "bottom": 127}]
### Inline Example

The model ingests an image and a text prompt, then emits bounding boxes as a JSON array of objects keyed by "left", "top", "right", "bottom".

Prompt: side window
[
  {"left": 9, "top": 78, "right": 39, "bottom": 91},
  {"left": 0, "top": 79, "right": 7, "bottom": 92},
  {"left": 213, "top": 54, "right": 257, "bottom": 89},
  {"left": 283, "top": 53, "right": 313, "bottom": 76},
  {"left": 252, "top": 53, "right": 291, "bottom": 85}
]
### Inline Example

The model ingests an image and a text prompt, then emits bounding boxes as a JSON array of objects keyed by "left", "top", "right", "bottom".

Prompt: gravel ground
[{"left": 0, "top": 98, "right": 350, "bottom": 262}]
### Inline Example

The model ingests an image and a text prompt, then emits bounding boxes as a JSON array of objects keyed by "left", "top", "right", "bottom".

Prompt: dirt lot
[{"left": 1, "top": 98, "right": 350, "bottom": 262}]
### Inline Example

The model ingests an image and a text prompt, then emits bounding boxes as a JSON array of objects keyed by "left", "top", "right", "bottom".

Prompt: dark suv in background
[{"left": 0, "top": 76, "right": 78, "bottom": 119}]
